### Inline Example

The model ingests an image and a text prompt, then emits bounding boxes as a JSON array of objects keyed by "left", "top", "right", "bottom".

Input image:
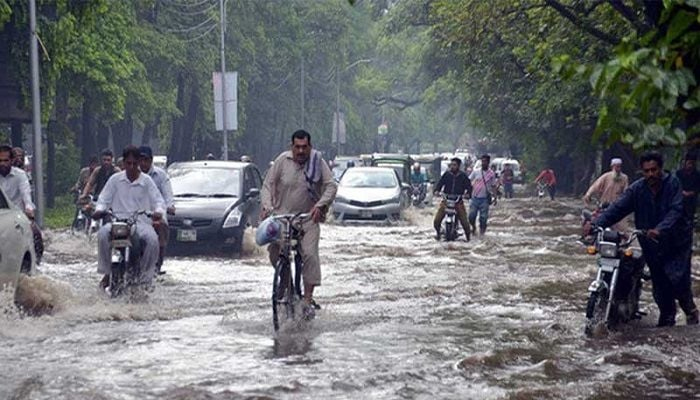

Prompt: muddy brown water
[{"left": 2, "top": 197, "right": 700, "bottom": 399}]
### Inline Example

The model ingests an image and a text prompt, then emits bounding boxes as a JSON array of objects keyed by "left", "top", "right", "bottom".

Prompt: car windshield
[
  {"left": 341, "top": 170, "right": 397, "bottom": 188},
  {"left": 169, "top": 167, "right": 241, "bottom": 197},
  {"left": 375, "top": 163, "right": 404, "bottom": 180}
]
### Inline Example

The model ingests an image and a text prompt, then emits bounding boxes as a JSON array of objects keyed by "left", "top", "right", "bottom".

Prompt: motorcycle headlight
[
  {"left": 222, "top": 208, "right": 242, "bottom": 228},
  {"left": 599, "top": 242, "right": 618, "bottom": 258}
]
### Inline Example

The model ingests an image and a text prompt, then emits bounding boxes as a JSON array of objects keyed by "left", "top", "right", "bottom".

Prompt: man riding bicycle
[
  {"left": 433, "top": 157, "right": 472, "bottom": 241},
  {"left": 260, "top": 130, "right": 337, "bottom": 319}
]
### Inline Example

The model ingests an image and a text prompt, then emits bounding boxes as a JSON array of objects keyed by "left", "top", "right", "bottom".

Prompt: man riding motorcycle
[
  {"left": 410, "top": 163, "right": 427, "bottom": 205},
  {"left": 91, "top": 146, "right": 165, "bottom": 291},
  {"left": 433, "top": 157, "right": 472, "bottom": 241},
  {"left": 82, "top": 148, "right": 120, "bottom": 201},
  {"left": 0, "top": 144, "right": 43, "bottom": 263},
  {"left": 139, "top": 146, "right": 175, "bottom": 275}
]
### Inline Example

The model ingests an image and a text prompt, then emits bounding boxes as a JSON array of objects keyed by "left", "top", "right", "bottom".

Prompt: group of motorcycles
[{"left": 69, "top": 179, "right": 652, "bottom": 334}]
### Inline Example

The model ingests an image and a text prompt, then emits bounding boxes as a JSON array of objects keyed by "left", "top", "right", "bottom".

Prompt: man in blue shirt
[
  {"left": 410, "top": 163, "right": 426, "bottom": 185},
  {"left": 596, "top": 151, "right": 698, "bottom": 327}
]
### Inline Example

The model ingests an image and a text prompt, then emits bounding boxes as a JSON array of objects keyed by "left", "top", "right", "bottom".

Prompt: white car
[
  {"left": 0, "top": 186, "right": 36, "bottom": 296},
  {"left": 332, "top": 167, "right": 407, "bottom": 221}
]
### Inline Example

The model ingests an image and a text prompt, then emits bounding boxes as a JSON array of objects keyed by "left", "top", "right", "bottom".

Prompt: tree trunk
[
  {"left": 10, "top": 121, "right": 22, "bottom": 147},
  {"left": 46, "top": 133, "right": 55, "bottom": 208},
  {"left": 96, "top": 121, "right": 109, "bottom": 151},
  {"left": 169, "top": 72, "right": 186, "bottom": 162},
  {"left": 112, "top": 114, "right": 134, "bottom": 154},
  {"left": 179, "top": 80, "right": 200, "bottom": 161},
  {"left": 80, "top": 97, "right": 96, "bottom": 165}
]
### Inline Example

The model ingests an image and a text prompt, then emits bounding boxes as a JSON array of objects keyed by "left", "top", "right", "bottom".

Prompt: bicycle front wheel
[{"left": 272, "top": 258, "right": 295, "bottom": 331}]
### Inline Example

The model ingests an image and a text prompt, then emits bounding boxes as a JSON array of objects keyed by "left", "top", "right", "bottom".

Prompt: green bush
[{"left": 44, "top": 194, "right": 75, "bottom": 230}]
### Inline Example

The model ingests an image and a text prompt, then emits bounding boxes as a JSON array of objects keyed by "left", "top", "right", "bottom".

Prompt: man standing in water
[
  {"left": 261, "top": 130, "right": 337, "bottom": 319},
  {"left": 596, "top": 151, "right": 698, "bottom": 327},
  {"left": 469, "top": 154, "right": 498, "bottom": 235}
]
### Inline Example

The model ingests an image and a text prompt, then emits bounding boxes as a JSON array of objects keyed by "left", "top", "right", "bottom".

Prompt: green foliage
[
  {"left": 44, "top": 194, "right": 74, "bottom": 229},
  {"left": 556, "top": 0, "right": 700, "bottom": 149},
  {"left": 0, "top": 0, "right": 10, "bottom": 28}
]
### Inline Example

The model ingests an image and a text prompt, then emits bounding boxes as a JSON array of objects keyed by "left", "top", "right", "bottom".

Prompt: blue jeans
[{"left": 469, "top": 197, "right": 490, "bottom": 232}]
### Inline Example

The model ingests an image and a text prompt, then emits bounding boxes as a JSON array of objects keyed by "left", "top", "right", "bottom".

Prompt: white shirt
[
  {"left": 146, "top": 166, "right": 174, "bottom": 208},
  {"left": 0, "top": 167, "right": 35, "bottom": 211},
  {"left": 96, "top": 171, "right": 165, "bottom": 224},
  {"left": 469, "top": 169, "right": 498, "bottom": 199}
]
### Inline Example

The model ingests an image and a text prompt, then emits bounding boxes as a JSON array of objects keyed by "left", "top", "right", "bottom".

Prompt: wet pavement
[{"left": 3, "top": 197, "right": 700, "bottom": 400}]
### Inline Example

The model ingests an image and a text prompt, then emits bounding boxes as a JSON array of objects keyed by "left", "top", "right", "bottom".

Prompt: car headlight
[
  {"left": 387, "top": 194, "right": 401, "bottom": 204},
  {"left": 599, "top": 242, "right": 618, "bottom": 258},
  {"left": 334, "top": 196, "right": 349, "bottom": 204},
  {"left": 222, "top": 208, "right": 242, "bottom": 228}
]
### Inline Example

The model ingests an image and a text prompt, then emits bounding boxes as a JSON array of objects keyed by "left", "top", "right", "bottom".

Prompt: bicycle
[{"left": 270, "top": 212, "right": 310, "bottom": 331}]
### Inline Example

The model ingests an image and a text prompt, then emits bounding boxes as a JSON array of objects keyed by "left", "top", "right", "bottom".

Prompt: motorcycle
[
  {"left": 536, "top": 182, "right": 548, "bottom": 199},
  {"left": 106, "top": 210, "right": 151, "bottom": 298},
  {"left": 411, "top": 183, "right": 426, "bottom": 207},
  {"left": 581, "top": 216, "right": 646, "bottom": 336},
  {"left": 441, "top": 194, "right": 462, "bottom": 241}
]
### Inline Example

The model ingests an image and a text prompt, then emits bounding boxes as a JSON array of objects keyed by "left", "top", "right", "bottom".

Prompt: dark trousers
[
  {"left": 155, "top": 221, "right": 169, "bottom": 270},
  {"left": 548, "top": 184, "right": 556, "bottom": 200},
  {"left": 649, "top": 246, "right": 696, "bottom": 325}
]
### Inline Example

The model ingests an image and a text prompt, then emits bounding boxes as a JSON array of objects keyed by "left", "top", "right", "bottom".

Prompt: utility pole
[
  {"left": 29, "top": 0, "right": 44, "bottom": 226},
  {"left": 219, "top": 0, "right": 228, "bottom": 160},
  {"left": 336, "top": 65, "right": 341, "bottom": 156},
  {"left": 300, "top": 56, "right": 305, "bottom": 128}
]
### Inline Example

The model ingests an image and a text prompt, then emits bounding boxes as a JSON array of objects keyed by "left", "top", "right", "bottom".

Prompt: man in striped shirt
[{"left": 469, "top": 154, "right": 499, "bottom": 235}]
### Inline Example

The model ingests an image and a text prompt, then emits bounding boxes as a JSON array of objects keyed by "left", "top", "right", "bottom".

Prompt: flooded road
[{"left": 3, "top": 197, "right": 700, "bottom": 400}]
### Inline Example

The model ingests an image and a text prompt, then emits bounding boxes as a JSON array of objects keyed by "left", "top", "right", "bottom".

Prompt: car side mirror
[
  {"left": 401, "top": 183, "right": 411, "bottom": 192},
  {"left": 247, "top": 188, "right": 260, "bottom": 199}
]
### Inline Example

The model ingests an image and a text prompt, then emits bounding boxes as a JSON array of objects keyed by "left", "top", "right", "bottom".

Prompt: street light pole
[
  {"left": 335, "top": 65, "right": 341, "bottom": 156},
  {"left": 219, "top": 0, "right": 228, "bottom": 160},
  {"left": 334, "top": 59, "right": 371, "bottom": 157},
  {"left": 29, "top": 0, "right": 44, "bottom": 226},
  {"left": 300, "top": 56, "right": 305, "bottom": 128}
]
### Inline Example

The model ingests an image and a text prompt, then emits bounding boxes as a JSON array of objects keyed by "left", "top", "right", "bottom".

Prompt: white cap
[{"left": 610, "top": 158, "right": 622, "bottom": 166}]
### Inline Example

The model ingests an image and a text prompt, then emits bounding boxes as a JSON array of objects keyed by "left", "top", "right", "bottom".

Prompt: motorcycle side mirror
[{"left": 246, "top": 188, "right": 261, "bottom": 199}]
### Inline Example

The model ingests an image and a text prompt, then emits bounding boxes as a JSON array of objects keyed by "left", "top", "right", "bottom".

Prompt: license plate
[
  {"left": 599, "top": 257, "right": 619, "bottom": 272},
  {"left": 360, "top": 210, "right": 373, "bottom": 218},
  {"left": 177, "top": 229, "right": 197, "bottom": 242}
]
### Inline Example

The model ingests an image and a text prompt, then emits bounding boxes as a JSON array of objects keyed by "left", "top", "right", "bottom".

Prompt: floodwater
[{"left": 3, "top": 197, "right": 700, "bottom": 400}]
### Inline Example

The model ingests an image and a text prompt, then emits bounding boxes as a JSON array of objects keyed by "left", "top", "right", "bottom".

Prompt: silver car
[
  {"left": 332, "top": 167, "right": 407, "bottom": 221},
  {"left": 0, "top": 187, "right": 36, "bottom": 296}
]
